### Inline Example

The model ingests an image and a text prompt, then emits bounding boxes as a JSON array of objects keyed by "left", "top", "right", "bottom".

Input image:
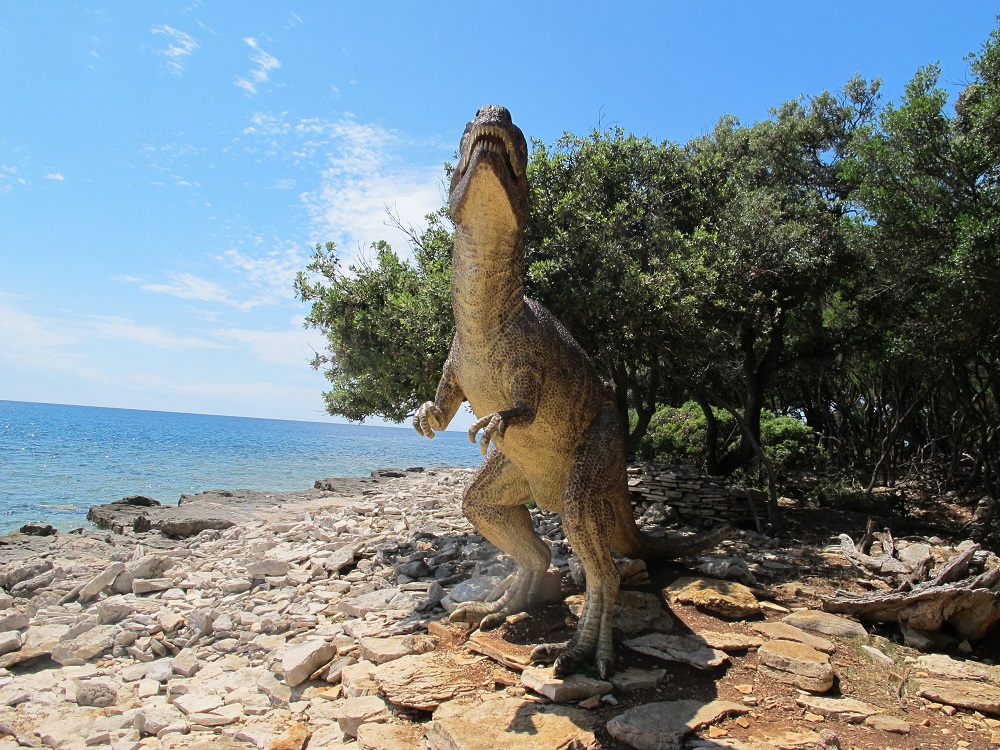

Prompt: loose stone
[
  {"left": 756, "top": 640, "right": 835, "bottom": 693},
  {"left": 521, "top": 666, "right": 613, "bottom": 702},
  {"left": 606, "top": 699, "right": 749, "bottom": 750},
  {"left": 665, "top": 576, "right": 762, "bottom": 620}
]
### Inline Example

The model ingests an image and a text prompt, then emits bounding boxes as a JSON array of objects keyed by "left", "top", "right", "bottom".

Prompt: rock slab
[
  {"left": 624, "top": 633, "right": 729, "bottom": 670},
  {"left": 606, "top": 699, "right": 749, "bottom": 750},
  {"left": 427, "top": 695, "right": 598, "bottom": 750},
  {"left": 757, "top": 640, "right": 835, "bottom": 693},
  {"left": 665, "top": 576, "right": 762, "bottom": 620}
]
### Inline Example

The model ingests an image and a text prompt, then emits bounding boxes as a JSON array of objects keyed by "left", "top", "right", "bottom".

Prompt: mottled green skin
[{"left": 414, "top": 105, "right": 730, "bottom": 677}]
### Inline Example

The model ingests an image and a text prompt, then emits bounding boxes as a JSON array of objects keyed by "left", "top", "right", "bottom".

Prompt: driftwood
[
  {"left": 838, "top": 532, "right": 914, "bottom": 578},
  {"left": 823, "top": 529, "right": 1000, "bottom": 646}
]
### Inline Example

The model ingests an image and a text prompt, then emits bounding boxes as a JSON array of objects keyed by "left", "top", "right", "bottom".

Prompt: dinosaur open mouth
[{"left": 459, "top": 124, "right": 523, "bottom": 181}]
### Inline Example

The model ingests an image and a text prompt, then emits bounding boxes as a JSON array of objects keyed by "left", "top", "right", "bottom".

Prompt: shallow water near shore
[{"left": 0, "top": 400, "right": 481, "bottom": 534}]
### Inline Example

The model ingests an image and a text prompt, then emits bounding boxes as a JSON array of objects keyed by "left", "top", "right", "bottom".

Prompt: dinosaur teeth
[{"left": 457, "top": 121, "right": 525, "bottom": 178}]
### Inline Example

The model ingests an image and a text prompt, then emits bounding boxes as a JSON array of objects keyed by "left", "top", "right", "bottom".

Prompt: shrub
[{"left": 635, "top": 401, "right": 825, "bottom": 476}]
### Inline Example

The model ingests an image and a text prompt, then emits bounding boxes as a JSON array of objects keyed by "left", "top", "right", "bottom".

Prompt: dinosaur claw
[
  {"left": 553, "top": 652, "right": 580, "bottom": 678},
  {"left": 479, "top": 613, "right": 505, "bottom": 630},
  {"left": 449, "top": 606, "right": 486, "bottom": 627},
  {"left": 529, "top": 642, "right": 567, "bottom": 666},
  {"left": 596, "top": 656, "right": 614, "bottom": 681}
]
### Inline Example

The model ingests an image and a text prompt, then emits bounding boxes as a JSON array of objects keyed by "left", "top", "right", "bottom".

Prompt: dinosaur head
[{"left": 450, "top": 105, "right": 530, "bottom": 234}]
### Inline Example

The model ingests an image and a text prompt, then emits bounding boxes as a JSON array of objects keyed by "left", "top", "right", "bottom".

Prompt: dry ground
[{"left": 469, "top": 491, "right": 1000, "bottom": 750}]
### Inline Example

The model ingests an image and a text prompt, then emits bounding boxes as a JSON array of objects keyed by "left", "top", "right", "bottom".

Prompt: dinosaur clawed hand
[
  {"left": 413, "top": 401, "right": 445, "bottom": 438},
  {"left": 468, "top": 411, "right": 508, "bottom": 455}
]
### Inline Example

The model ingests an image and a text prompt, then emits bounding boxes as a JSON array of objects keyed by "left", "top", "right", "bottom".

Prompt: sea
[{"left": 0, "top": 400, "right": 482, "bottom": 535}]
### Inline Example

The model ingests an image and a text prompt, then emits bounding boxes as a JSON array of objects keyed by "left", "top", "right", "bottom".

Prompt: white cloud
[
  {"left": 0, "top": 297, "right": 335, "bottom": 422},
  {"left": 85, "top": 316, "right": 222, "bottom": 350},
  {"left": 134, "top": 244, "right": 310, "bottom": 311},
  {"left": 215, "top": 243, "right": 310, "bottom": 308},
  {"left": 299, "top": 120, "right": 446, "bottom": 257},
  {"left": 0, "top": 166, "right": 16, "bottom": 192},
  {"left": 0, "top": 300, "right": 82, "bottom": 370},
  {"left": 151, "top": 25, "right": 199, "bottom": 75},
  {"left": 214, "top": 324, "right": 325, "bottom": 367},
  {"left": 45, "top": 172, "right": 65, "bottom": 181},
  {"left": 0, "top": 300, "right": 220, "bottom": 388},
  {"left": 141, "top": 271, "right": 233, "bottom": 305},
  {"left": 235, "top": 37, "right": 281, "bottom": 96},
  {"left": 238, "top": 111, "right": 448, "bottom": 258}
]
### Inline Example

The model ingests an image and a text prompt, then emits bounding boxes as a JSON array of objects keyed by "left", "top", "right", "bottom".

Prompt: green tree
[
  {"left": 524, "top": 129, "right": 700, "bottom": 451},
  {"left": 293, "top": 209, "right": 454, "bottom": 422},
  {"left": 837, "top": 19, "right": 1000, "bottom": 498},
  {"left": 673, "top": 79, "right": 880, "bottom": 479}
]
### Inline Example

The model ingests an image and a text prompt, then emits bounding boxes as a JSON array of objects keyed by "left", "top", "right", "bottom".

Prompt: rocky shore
[{"left": 0, "top": 467, "right": 997, "bottom": 749}]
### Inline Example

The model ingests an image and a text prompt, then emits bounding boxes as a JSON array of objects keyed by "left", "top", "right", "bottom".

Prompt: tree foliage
[
  {"left": 635, "top": 401, "right": 825, "bottom": 478},
  {"left": 293, "top": 209, "right": 454, "bottom": 422}
]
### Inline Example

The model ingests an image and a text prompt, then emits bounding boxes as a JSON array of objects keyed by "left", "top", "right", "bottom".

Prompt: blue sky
[{"left": 1, "top": 3, "right": 997, "bottom": 426}]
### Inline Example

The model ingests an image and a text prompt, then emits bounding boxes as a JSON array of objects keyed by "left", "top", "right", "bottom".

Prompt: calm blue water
[{"left": 0, "top": 400, "right": 481, "bottom": 534}]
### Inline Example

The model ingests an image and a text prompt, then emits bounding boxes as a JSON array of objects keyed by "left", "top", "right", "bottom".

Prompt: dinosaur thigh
[
  {"left": 461, "top": 449, "right": 551, "bottom": 574},
  {"left": 448, "top": 450, "right": 553, "bottom": 629}
]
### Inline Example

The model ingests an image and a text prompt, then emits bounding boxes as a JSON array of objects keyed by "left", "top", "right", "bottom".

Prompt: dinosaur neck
[{"left": 451, "top": 223, "right": 525, "bottom": 339}]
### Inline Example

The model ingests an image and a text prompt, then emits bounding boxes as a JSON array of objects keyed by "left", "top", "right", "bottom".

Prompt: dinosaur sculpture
[{"left": 414, "top": 105, "right": 731, "bottom": 678}]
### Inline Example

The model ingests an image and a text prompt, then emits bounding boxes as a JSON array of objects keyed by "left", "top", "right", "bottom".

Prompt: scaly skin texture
[{"left": 414, "top": 105, "right": 731, "bottom": 678}]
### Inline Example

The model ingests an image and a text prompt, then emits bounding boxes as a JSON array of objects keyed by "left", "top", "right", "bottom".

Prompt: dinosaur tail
[{"left": 612, "top": 488, "right": 732, "bottom": 561}]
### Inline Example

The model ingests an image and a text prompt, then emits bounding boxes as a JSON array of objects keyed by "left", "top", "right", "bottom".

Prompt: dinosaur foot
[
  {"left": 448, "top": 568, "right": 546, "bottom": 630},
  {"left": 530, "top": 641, "right": 615, "bottom": 680},
  {"left": 449, "top": 602, "right": 507, "bottom": 631}
]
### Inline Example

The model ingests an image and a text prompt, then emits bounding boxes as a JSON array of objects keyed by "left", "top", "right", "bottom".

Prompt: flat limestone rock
[
  {"left": 757, "top": 640, "right": 835, "bottom": 693},
  {"left": 359, "top": 634, "right": 435, "bottom": 665},
  {"left": 748, "top": 728, "right": 822, "bottom": 748},
  {"left": 521, "top": 666, "right": 612, "bottom": 702},
  {"left": 0, "top": 623, "right": 70, "bottom": 668},
  {"left": 427, "top": 694, "right": 598, "bottom": 750},
  {"left": 916, "top": 653, "right": 1000, "bottom": 684},
  {"left": 606, "top": 699, "right": 749, "bottom": 750},
  {"left": 338, "top": 588, "right": 406, "bottom": 618},
  {"left": 373, "top": 651, "right": 492, "bottom": 711},
  {"left": 566, "top": 590, "right": 674, "bottom": 635},
  {"left": 0, "top": 631, "right": 21, "bottom": 656},
  {"left": 753, "top": 621, "right": 836, "bottom": 653},
  {"left": 863, "top": 714, "right": 911, "bottom": 733},
  {"left": 782, "top": 609, "right": 867, "bottom": 639},
  {"left": 441, "top": 575, "right": 503, "bottom": 612},
  {"left": 282, "top": 638, "right": 337, "bottom": 687},
  {"left": 51, "top": 624, "right": 119, "bottom": 664},
  {"left": 698, "top": 630, "right": 764, "bottom": 652},
  {"left": 915, "top": 677, "right": 1000, "bottom": 716},
  {"left": 609, "top": 667, "right": 668, "bottom": 693},
  {"left": 666, "top": 577, "right": 762, "bottom": 620},
  {"left": 794, "top": 695, "right": 880, "bottom": 723},
  {"left": 337, "top": 695, "right": 389, "bottom": 738},
  {"left": 356, "top": 722, "right": 425, "bottom": 750},
  {"left": 466, "top": 630, "right": 532, "bottom": 672},
  {"left": 623, "top": 633, "right": 730, "bottom": 670},
  {"left": 78, "top": 562, "right": 126, "bottom": 603}
]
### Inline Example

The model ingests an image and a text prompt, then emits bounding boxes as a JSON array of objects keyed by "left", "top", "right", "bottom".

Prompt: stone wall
[{"left": 627, "top": 464, "right": 767, "bottom": 526}]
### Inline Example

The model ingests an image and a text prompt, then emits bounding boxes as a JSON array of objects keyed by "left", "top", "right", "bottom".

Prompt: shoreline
[{"left": 0, "top": 468, "right": 440, "bottom": 567}]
